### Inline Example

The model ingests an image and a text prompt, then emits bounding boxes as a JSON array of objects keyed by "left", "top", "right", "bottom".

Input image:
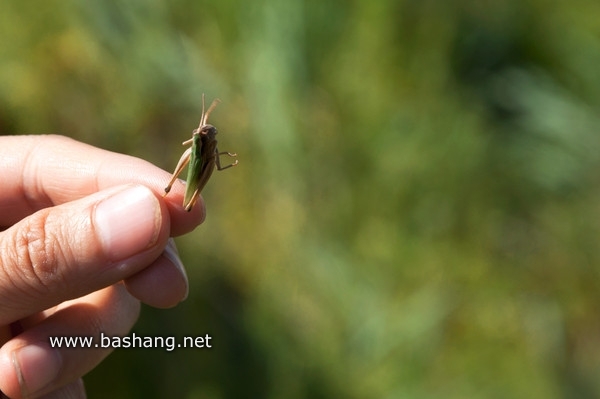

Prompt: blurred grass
[{"left": 2, "top": 0, "right": 600, "bottom": 398}]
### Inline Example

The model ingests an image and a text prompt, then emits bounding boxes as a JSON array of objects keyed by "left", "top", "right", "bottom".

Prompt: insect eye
[{"left": 202, "top": 125, "right": 218, "bottom": 136}]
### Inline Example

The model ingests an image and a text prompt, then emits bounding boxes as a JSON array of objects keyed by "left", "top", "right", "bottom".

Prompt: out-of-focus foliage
[{"left": 2, "top": 0, "right": 600, "bottom": 398}]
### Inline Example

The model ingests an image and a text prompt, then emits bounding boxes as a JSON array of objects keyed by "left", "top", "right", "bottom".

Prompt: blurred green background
[{"left": 2, "top": 1, "right": 600, "bottom": 398}]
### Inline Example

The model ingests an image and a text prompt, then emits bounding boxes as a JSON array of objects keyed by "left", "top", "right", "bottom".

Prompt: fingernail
[
  {"left": 163, "top": 238, "right": 189, "bottom": 301},
  {"left": 12, "top": 343, "right": 61, "bottom": 397},
  {"left": 95, "top": 185, "right": 161, "bottom": 261}
]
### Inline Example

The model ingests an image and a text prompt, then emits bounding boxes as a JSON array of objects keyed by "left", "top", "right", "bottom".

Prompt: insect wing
[{"left": 183, "top": 133, "right": 218, "bottom": 210}]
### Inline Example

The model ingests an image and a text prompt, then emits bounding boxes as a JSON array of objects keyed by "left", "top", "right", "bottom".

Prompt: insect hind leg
[
  {"left": 164, "top": 148, "right": 192, "bottom": 195},
  {"left": 215, "top": 150, "right": 238, "bottom": 171}
]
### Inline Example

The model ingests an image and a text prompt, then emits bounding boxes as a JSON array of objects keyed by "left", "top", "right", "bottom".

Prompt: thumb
[{"left": 0, "top": 184, "right": 170, "bottom": 325}]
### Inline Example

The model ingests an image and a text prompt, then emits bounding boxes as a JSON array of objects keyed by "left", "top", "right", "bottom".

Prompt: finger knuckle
[{"left": 9, "top": 210, "right": 69, "bottom": 293}]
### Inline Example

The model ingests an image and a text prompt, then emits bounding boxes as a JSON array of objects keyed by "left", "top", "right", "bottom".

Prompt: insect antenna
[
  {"left": 203, "top": 98, "right": 221, "bottom": 126},
  {"left": 193, "top": 94, "right": 221, "bottom": 134},
  {"left": 196, "top": 94, "right": 222, "bottom": 129}
]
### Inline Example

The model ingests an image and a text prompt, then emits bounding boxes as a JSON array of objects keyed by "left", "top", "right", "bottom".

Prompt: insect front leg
[
  {"left": 184, "top": 188, "right": 201, "bottom": 212},
  {"left": 164, "top": 147, "right": 192, "bottom": 195},
  {"left": 215, "top": 148, "right": 238, "bottom": 171}
]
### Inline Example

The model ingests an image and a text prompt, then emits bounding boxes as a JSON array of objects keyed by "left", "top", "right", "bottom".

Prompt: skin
[{"left": 0, "top": 135, "right": 204, "bottom": 398}]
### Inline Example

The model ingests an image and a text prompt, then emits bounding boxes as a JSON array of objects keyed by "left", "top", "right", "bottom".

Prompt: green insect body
[{"left": 164, "top": 97, "right": 238, "bottom": 211}]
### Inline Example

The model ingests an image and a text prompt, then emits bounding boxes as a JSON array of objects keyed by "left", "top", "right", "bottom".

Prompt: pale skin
[{"left": 0, "top": 135, "right": 204, "bottom": 398}]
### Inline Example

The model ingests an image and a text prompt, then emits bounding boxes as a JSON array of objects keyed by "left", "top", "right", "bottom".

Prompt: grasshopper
[{"left": 164, "top": 95, "right": 238, "bottom": 211}]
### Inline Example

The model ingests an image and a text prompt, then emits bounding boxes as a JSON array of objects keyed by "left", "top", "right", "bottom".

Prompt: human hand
[{"left": 0, "top": 135, "right": 204, "bottom": 398}]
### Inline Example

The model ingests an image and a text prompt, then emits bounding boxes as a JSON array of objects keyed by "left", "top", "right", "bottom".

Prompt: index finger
[{"left": 0, "top": 135, "right": 203, "bottom": 236}]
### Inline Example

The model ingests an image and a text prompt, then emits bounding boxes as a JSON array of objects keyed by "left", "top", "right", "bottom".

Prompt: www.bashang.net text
[{"left": 48, "top": 332, "right": 212, "bottom": 352}]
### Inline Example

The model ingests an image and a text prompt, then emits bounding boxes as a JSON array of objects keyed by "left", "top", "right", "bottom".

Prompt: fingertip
[
  {"left": 163, "top": 192, "right": 206, "bottom": 236},
  {"left": 0, "top": 348, "right": 19, "bottom": 399},
  {"left": 94, "top": 185, "right": 163, "bottom": 262},
  {"left": 10, "top": 343, "right": 62, "bottom": 398},
  {"left": 124, "top": 239, "right": 189, "bottom": 308},
  {"left": 0, "top": 341, "right": 58, "bottom": 399}
]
